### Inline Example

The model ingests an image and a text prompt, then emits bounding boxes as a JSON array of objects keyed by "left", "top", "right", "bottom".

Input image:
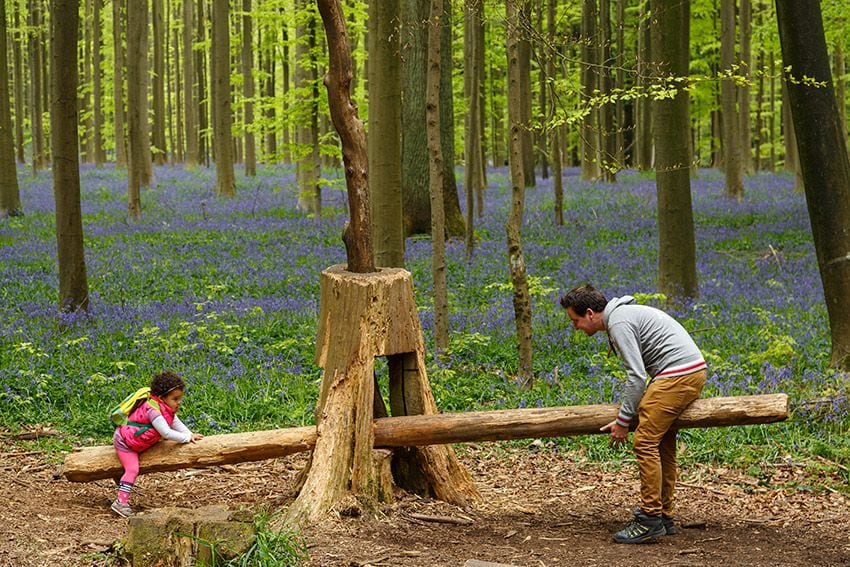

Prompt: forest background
[{"left": 0, "top": 0, "right": 848, "bottom": 510}]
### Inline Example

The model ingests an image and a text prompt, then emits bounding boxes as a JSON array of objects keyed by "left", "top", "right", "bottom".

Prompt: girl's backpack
[{"left": 110, "top": 387, "right": 151, "bottom": 427}]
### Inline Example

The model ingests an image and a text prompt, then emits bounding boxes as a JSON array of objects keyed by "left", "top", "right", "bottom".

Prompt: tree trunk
[
  {"left": 739, "top": 0, "right": 752, "bottom": 174},
  {"left": 367, "top": 0, "right": 404, "bottom": 268},
  {"left": 12, "top": 5, "right": 24, "bottom": 164},
  {"left": 151, "top": 0, "right": 167, "bottom": 165},
  {"left": 126, "top": 0, "right": 149, "bottom": 218},
  {"left": 52, "top": 0, "right": 89, "bottom": 312},
  {"left": 91, "top": 0, "right": 105, "bottom": 165},
  {"left": 580, "top": 0, "right": 598, "bottom": 180},
  {"left": 317, "top": 1, "right": 373, "bottom": 274},
  {"left": 64, "top": 393, "right": 790, "bottom": 483},
  {"left": 262, "top": 22, "right": 277, "bottom": 159},
  {"left": 547, "top": 0, "right": 563, "bottom": 225},
  {"left": 182, "top": 0, "right": 198, "bottom": 166},
  {"left": 28, "top": 0, "right": 46, "bottom": 173},
  {"left": 518, "top": 1, "right": 535, "bottom": 187},
  {"left": 506, "top": 0, "right": 533, "bottom": 387},
  {"left": 212, "top": 0, "right": 236, "bottom": 196},
  {"left": 599, "top": 0, "right": 616, "bottom": 182},
  {"left": 295, "top": 0, "right": 320, "bottom": 214},
  {"left": 241, "top": 0, "right": 256, "bottom": 176},
  {"left": 652, "top": 0, "right": 698, "bottom": 301},
  {"left": 282, "top": 266, "right": 478, "bottom": 524},
  {"left": 721, "top": 0, "right": 743, "bottom": 200},
  {"left": 112, "top": 0, "right": 127, "bottom": 168},
  {"left": 463, "top": 0, "right": 483, "bottom": 257},
  {"left": 635, "top": 0, "right": 652, "bottom": 171},
  {"left": 401, "top": 0, "right": 430, "bottom": 236},
  {"left": 438, "top": 0, "right": 465, "bottom": 237},
  {"left": 0, "top": 0, "right": 21, "bottom": 217},
  {"left": 427, "top": 0, "right": 448, "bottom": 353},
  {"left": 775, "top": 0, "right": 850, "bottom": 369},
  {"left": 196, "top": 0, "right": 209, "bottom": 165}
]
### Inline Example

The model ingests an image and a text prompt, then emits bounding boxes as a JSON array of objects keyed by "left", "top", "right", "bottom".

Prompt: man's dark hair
[
  {"left": 150, "top": 371, "right": 186, "bottom": 397},
  {"left": 559, "top": 285, "right": 608, "bottom": 315}
]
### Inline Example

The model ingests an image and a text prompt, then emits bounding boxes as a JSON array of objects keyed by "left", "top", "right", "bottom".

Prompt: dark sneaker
[
  {"left": 661, "top": 515, "right": 679, "bottom": 535},
  {"left": 613, "top": 511, "right": 665, "bottom": 544},
  {"left": 111, "top": 499, "right": 133, "bottom": 518}
]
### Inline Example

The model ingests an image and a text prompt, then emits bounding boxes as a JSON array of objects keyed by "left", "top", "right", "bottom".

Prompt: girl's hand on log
[{"left": 191, "top": 433, "right": 204, "bottom": 443}]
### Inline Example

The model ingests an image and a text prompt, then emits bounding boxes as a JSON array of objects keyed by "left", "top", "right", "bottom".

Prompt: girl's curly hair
[{"left": 150, "top": 371, "right": 186, "bottom": 397}]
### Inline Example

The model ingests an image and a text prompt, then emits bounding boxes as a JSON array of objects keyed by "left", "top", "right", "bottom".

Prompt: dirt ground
[{"left": 1, "top": 432, "right": 848, "bottom": 567}]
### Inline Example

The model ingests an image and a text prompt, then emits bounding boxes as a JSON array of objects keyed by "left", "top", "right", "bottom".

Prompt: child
[{"left": 111, "top": 371, "right": 203, "bottom": 517}]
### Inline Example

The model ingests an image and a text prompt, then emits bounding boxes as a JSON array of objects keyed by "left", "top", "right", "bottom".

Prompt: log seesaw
[{"left": 63, "top": 393, "right": 789, "bottom": 483}]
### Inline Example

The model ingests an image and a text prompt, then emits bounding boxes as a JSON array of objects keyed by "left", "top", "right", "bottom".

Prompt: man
[{"left": 560, "top": 285, "right": 706, "bottom": 544}]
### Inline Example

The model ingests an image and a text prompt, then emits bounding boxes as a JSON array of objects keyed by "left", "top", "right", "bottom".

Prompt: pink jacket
[{"left": 119, "top": 396, "right": 175, "bottom": 453}]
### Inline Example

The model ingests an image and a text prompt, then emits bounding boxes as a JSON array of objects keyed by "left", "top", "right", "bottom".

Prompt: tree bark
[
  {"left": 652, "top": 0, "right": 698, "bottom": 301},
  {"left": 721, "top": 0, "right": 743, "bottom": 200},
  {"left": 367, "top": 0, "right": 404, "bottom": 268},
  {"left": 739, "top": 0, "right": 752, "bottom": 174},
  {"left": 598, "top": 0, "right": 616, "bottom": 182},
  {"left": 182, "top": 0, "right": 198, "bottom": 166},
  {"left": 635, "top": 0, "right": 652, "bottom": 171},
  {"left": 463, "top": 0, "right": 483, "bottom": 256},
  {"left": 580, "top": 0, "right": 598, "bottom": 180},
  {"left": 317, "top": 0, "right": 373, "bottom": 274},
  {"left": 152, "top": 0, "right": 167, "bottom": 164},
  {"left": 241, "top": 0, "right": 256, "bottom": 176},
  {"left": 12, "top": 5, "right": 24, "bottom": 164},
  {"left": 51, "top": 0, "right": 89, "bottom": 312},
  {"left": 775, "top": 0, "right": 850, "bottom": 369},
  {"left": 212, "top": 0, "right": 236, "bottom": 196},
  {"left": 506, "top": 0, "right": 533, "bottom": 387},
  {"left": 112, "top": 0, "right": 127, "bottom": 168},
  {"left": 0, "top": 0, "right": 21, "bottom": 217},
  {"left": 28, "top": 0, "right": 46, "bottom": 173},
  {"left": 295, "top": 0, "right": 320, "bottom": 214},
  {"left": 126, "top": 0, "right": 149, "bottom": 218},
  {"left": 91, "top": 0, "right": 105, "bottom": 165},
  {"left": 427, "top": 0, "right": 448, "bottom": 352},
  {"left": 63, "top": 394, "right": 790, "bottom": 483}
]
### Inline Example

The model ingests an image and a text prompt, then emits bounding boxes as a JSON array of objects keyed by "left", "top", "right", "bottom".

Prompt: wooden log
[
  {"left": 375, "top": 393, "right": 790, "bottom": 447},
  {"left": 63, "top": 394, "right": 788, "bottom": 483}
]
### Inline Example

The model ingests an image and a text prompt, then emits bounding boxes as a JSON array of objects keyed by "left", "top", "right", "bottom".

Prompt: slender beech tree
[
  {"left": 242, "top": 0, "right": 256, "bottom": 176},
  {"left": 463, "top": 0, "right": 484, "bottom": 257},
  {"left": 212, "top": 0, "right": 236, "bottom": 196},
  {"left": 652, "top": 0, "right": 698, "bottom": 300},
  {"left": 775, "top": 0, "right": 850, "bottom": 369},
  {"left": 112, "top": 0, "right": 127, "bottom": 167},
  {"left": 91, "top": 0, "right": 105, "bottom": 165},
  {"left": 12, "top": 6, "right": 24, "bottom": 163},
  {"left": 635, "top": 0, "right": 652, "bottom": 171},
  {"left": 367, "top": 0, "right": 404, "bottom": 268},
  {"left": 599, "top": 0, "right": 617, "bottom": 181},
  {"left": 52, "top": 0, "right": 89, "bottom": 312},
  {"left": 0, "top": 0, "right": 21, "bottom": 217},
  {"left": 580, "top": 0, "right": 598, "bottom": 180},
  {"left": 126, "top": 0, "right": 150, "bottom": 218},
  {"left": 152, "top": 0, "right": 167, "bottom": 164},
  {"left": 29, "top": 0, "right": 46, "bottom": 173},
  {"left": 506, "top": 0, "right": 533, "bottom": 387},
  {"left": 182, "top": 0, "right": 198, "bottom": 166},
  {"left": 295, "top": 0, "right": 320, "bottom": 213},
  {"left": 721, "top": 0, "right": 743, "bottom": 200},
  {"left": 518, "top": 1, "right": 534, "bottom": 186},
  {"left": 427, "top": 0, "right": 448, "bottom": 352},
  {"left": 547, "top": 0, "right": 563, "bottom": 225},
  {"left": 740, "top": 0, "right": 753, "bottom": 173}
]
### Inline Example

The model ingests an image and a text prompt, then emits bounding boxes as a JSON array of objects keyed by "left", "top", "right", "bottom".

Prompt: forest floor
[{"left": 2, "top": 430, "right": 848, "bottom": 567}]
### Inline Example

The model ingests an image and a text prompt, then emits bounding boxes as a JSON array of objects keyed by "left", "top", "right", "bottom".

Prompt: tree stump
[{"left": 284, "top": 266, "right": 479, "bottom": 525}]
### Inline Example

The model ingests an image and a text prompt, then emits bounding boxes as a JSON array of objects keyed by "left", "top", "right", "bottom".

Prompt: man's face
[{"left": 566, "top": 306, "right": 600, "bottom": 336}]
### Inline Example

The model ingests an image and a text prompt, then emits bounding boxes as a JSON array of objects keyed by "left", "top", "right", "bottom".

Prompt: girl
[{"left": 111, "top": 371, "right": 203, "bottom": 517}]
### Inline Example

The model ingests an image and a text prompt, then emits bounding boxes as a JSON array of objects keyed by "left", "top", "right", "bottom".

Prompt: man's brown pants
[{"left": 633, "top": 370, "right": 706, "bottom": 517}]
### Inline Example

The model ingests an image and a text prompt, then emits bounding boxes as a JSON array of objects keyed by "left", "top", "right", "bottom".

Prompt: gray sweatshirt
[{"left": 603, "top": 296, "right": 706, "bottom": 427}]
